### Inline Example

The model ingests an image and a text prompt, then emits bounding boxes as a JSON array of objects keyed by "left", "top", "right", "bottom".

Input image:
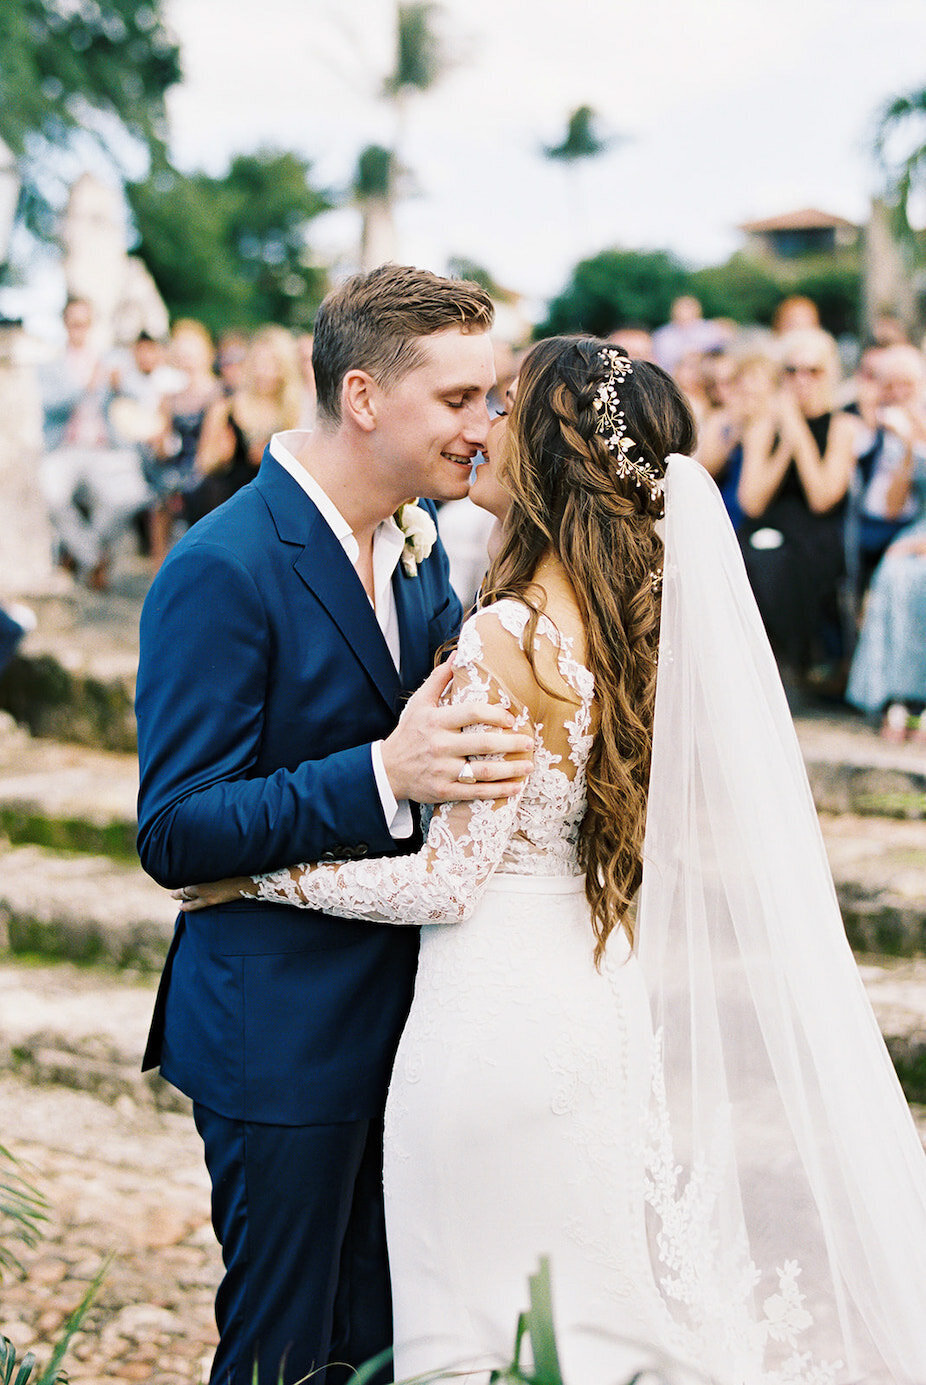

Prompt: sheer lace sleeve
[{"left": 251, "top": 609, "right": 535, "bottom": 924}]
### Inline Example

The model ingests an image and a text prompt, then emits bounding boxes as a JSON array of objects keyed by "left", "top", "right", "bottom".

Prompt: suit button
[
  {"left": 354, "top": 843, "right": 368, "bottom": 857},
  {"left": 319, "top": 850, "right": 338, "bottom": 863}
]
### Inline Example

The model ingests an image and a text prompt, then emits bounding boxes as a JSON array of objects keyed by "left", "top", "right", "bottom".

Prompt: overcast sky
[
  {"left": 23, "top": 0, "right": 926, "bottom": 332},
  {"left": 160, "top": 0, "right": 926, "bottom": 310}
]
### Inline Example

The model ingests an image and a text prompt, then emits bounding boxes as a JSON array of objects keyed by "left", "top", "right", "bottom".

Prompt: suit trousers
[{"left": 194, "top": 1105, "right": 393, "bottom": 1385}]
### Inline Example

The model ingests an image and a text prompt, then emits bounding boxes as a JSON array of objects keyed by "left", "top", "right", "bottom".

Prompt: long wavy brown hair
[{"left": 482, "top": 336, "right": 696, "bottom": 961}]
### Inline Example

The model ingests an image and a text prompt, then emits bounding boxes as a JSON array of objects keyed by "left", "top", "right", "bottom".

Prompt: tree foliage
[
  {"left": 544, "top": 106, "right": 611, "bottom": 164},
  {"left": 538, "top": 248, "right": 689, "bottom": 336},
  {"left": 127, "top": 151, "right": 331, "bottom": 335},
  {"left": 355, "top": 144, "right": 394, "bottom": 201},
  {"left": 384, "top": 3, "right": 446, "bottom": 97},
  {"left": 686, "top": 254, "right": 786, "bottom": 325},
  {"left": 0, "top": 0, "right": 181, "bottom": 232},
  {"left": 538, "top": 245, "right": 862, "bottom": 340},
  {"left": 874, "top": 84, "right": 926, "bottom": 226}
]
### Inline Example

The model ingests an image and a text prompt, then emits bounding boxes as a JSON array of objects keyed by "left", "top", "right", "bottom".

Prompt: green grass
[{"left": 0, "top": 809, "right": 137, "bottom": 862}]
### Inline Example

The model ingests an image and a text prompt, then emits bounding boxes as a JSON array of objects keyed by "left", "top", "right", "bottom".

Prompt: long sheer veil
[{"left": 635, "top": 454, "right": 926, "bottom": 1383}]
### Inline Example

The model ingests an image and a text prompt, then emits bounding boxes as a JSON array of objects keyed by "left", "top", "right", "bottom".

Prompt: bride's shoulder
[
  {"left": 454, "top": 599, "right": 537, "bottom": 676},
  {"left": 458, "top": 597, "right": 535, "bottom": 652}
]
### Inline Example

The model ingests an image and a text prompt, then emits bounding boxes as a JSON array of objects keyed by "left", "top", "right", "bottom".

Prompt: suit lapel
[
  {"left": 256, "top": 454, "right": 402, "bottom": 713},
  {"left": 393, "top": 560, "right": 432, "bottom": 692}
]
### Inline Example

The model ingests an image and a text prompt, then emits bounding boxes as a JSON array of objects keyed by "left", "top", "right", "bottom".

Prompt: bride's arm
[{"left": 177, "top": 610, "right": 535, "bottom": 924}]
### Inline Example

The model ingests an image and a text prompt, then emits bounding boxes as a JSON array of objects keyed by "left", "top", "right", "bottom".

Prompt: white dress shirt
[{"left": 269, "top": 431, "right": 413, "bottom": 838}]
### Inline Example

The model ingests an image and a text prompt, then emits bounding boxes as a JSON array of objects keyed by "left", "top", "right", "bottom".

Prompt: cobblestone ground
[{"left": 0, "top": 1072, "right": 220, "bottom": 1384}]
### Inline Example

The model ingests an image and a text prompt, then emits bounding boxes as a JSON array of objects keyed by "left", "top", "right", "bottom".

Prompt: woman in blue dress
[{"left": 846, "top": 444, "right": 926, "bottom": 740}]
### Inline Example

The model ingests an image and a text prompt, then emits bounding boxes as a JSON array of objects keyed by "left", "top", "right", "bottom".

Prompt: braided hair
[{"left": 482, "top": 336, "right": 696, "bottom": 960}]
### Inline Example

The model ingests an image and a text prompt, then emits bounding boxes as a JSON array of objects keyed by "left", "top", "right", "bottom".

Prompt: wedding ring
[
  {"left": 457, "top": 761, "right": 476, "bottom": 784},
  {"left": 180, "top": 886, "right": 196, "bottom": 901}
]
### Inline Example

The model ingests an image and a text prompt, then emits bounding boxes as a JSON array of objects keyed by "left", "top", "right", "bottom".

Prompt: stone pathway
[
  {"left": 1, "top": 957, "right": 925, "bottom": 1385},
  {"left": 0, "top": 1071, "right": 218, "bottom": 1385}
]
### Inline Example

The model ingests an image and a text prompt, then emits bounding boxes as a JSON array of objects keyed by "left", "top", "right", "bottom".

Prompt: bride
[{"left": 177, "top": 337, "right": 926, "bottom": 1385}]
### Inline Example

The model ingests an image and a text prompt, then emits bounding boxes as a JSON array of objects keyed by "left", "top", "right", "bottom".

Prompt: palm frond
[
  {"left": 873, "top": 83, "right": 926, "bottom": 219},
  {"left": 0, "top": 1147, "right": 48, "bottom": 1280}
]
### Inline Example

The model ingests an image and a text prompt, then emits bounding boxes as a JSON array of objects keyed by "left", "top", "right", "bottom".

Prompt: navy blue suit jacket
[{"left": 136, "top": 451, "right": 461, "bottom": 1124}]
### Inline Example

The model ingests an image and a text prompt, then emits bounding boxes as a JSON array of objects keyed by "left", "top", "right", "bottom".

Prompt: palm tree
[
  {"left": 543, "top": 106, "right": 620, "bottom": 262},
  {"left": 385, "top": 3, "right": 446, "bottom": 116},
  {"left": 355, "top": 144, "right": 397, "bottom": 271},
  {"left": 347, "top": 4, "right": 451, "bottom": 270},
  {"left": 874, "top": 85, "right": 926, "bottom": 228},
  {"left": 544, "top": 105, "right": 611, "bottom": 166}
]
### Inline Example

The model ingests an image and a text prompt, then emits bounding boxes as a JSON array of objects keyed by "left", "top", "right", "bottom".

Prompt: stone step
[
  {"left": 0, "top": 575, "right": 143, "bottom": 753},
  {"left": 0, "top": 840, "right": 175, "bottom": 972},
  {"left": 0, "top": 715, "right": 138, "bottom": 859},
  {"left": 3, "top": 820, "right": 921, "bottom": 965},
  {"left": 0, "top": 715, "right": 924, "bottom": 964},
  {"left": 856, "top": 958, "right": 926, "bottom": 1104},
  {"left": 0, "top": 962, "right": 186, "bottom": 1115},
  {"left": 823, "top": 813, "right": 926, "bottom": 956},
  {"left": 2, "top": 954, "right": 925, "bottom": 1111},
  {"left": 796, "top": 713, "right": 926, "bottom": 820}
]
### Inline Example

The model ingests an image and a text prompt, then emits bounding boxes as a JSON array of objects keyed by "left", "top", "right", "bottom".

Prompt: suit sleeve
[{"left": 135, "top": 541, "right": 398, "bottom": 888}]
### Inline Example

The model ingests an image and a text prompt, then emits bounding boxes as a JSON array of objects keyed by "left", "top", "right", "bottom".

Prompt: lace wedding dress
[
  {"left": 253, "top": 511, "right": 926, "bottom": 1385},
  {"left": 254, "top": 598, "right": 676, "bottom": 1383}
]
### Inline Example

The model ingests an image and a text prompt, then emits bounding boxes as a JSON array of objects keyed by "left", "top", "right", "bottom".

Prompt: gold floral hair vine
[{"left": 592, "top": 347, "right": 665, "bottom": 504}]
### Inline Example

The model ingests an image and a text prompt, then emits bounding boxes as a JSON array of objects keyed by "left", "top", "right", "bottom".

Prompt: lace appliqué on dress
[
  {"left": 252, "top": 599, "right": 596, "bottom": 918},
  {"left": 642, "top": 1029, "right": 843, "bottom": 1385}
]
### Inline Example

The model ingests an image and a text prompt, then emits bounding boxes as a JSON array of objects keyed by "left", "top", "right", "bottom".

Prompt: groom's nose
[{"left": 461, "top": 397, "right": 491, "bottom": 449}]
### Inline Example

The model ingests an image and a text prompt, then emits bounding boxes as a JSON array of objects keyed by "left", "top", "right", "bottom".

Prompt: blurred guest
[
  {"left": 852, "top": 344, "right": 926, "bottom": 574},
  {"left": 771, "top": 295, "right": 820, "bottom": 336},
  {"left": 673, "top": 350, "right": 712, "bottom": 430},
  {"left": 295, "top": 332, "right": 317, "bottom": 429},
  {"left": 435, "top": 496, "right": 496, "bottom": 609},
  {"left": 871, "top": 313, "right": 909, "bottom": 348},
  {"left": 651, "top": 295, "right": 726, "bottom": 374},
  {"left": 216, "top": 331, "right": 249, "bottom": 396},
  {"left": 109, "top": 331, "right": 184, "bottom": 465},
  {"left": 845, "top": 482, "right": 926, "bottom": 741},
  {"left": 737, "top": 328, "right": 862, "bottom": 687},
  {"left": 698, "top": 352, "right": 781, "bottom": 533},
  {"left": 110, "top": 331, "right": 183, "bottom": 416},
  {"left": 147, "top": 319, "right": 222, "bottom": 564},
  {"left": 701, "top": 348, "right": 736, "bottom": 413},
  {"left": 189, "top": 326, "right": 302, "bottom": 522},
  {"left": 487, "top": 339, "right": 522, "bottom": 418},
  {"left": 37, "top": 297, "right": 150, "bottom": 589},
  {"left": 606, "top": 326, "right": 656, "bottom": 362}
]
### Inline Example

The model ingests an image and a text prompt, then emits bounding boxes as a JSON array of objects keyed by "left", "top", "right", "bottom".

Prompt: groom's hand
[{"left": 381, "top": 664, "right": 534, "bottom": 804}]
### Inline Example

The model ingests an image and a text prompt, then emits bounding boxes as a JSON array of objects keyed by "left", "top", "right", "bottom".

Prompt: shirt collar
[{"left": 269, "top": 430, "right": 406, "bottom": 568}]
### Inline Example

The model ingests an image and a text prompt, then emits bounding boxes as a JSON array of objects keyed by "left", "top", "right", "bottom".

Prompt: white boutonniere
[{"left": 395, "top": 501, "right": 437, "bottom": 577}]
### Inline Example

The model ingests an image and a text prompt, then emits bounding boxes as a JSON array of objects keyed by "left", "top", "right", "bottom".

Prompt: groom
[{"left": 135, "top": 265, "right": 531, "bottom": 1385}]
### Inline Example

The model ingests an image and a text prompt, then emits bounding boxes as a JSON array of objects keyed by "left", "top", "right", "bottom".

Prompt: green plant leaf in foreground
[
  {"left": 36, "top": 1257, "right": 109, "bottom": 1385},
  {"left": 0, "top": 1336, "right": 39, "bottom": 1385},
  {"left": 0, "top": 1146, "right": 48, "bottom": 1280},
  {"left": 525, "top": 1259, "right": 564, "bottom": 1385}
]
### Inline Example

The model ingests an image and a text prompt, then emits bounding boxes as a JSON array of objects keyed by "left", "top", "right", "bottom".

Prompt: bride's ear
[{"left": 342, "top": 370, "right": 378, "bottom": 432}]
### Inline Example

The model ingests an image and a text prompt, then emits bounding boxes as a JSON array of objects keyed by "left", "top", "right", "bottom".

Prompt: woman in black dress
[{"left": 737, "top": 327, "right": 862, "bottom": 685}]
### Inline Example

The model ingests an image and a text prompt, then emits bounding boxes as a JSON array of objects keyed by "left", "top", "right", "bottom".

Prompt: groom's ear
[{"left": 342, "top": 370, "right": 378, "bottom": 432}]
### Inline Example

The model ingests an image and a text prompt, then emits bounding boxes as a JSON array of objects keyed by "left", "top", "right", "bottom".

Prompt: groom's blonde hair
[{"left": 312, "top": 263, "right": 495, "bottom": 425}]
